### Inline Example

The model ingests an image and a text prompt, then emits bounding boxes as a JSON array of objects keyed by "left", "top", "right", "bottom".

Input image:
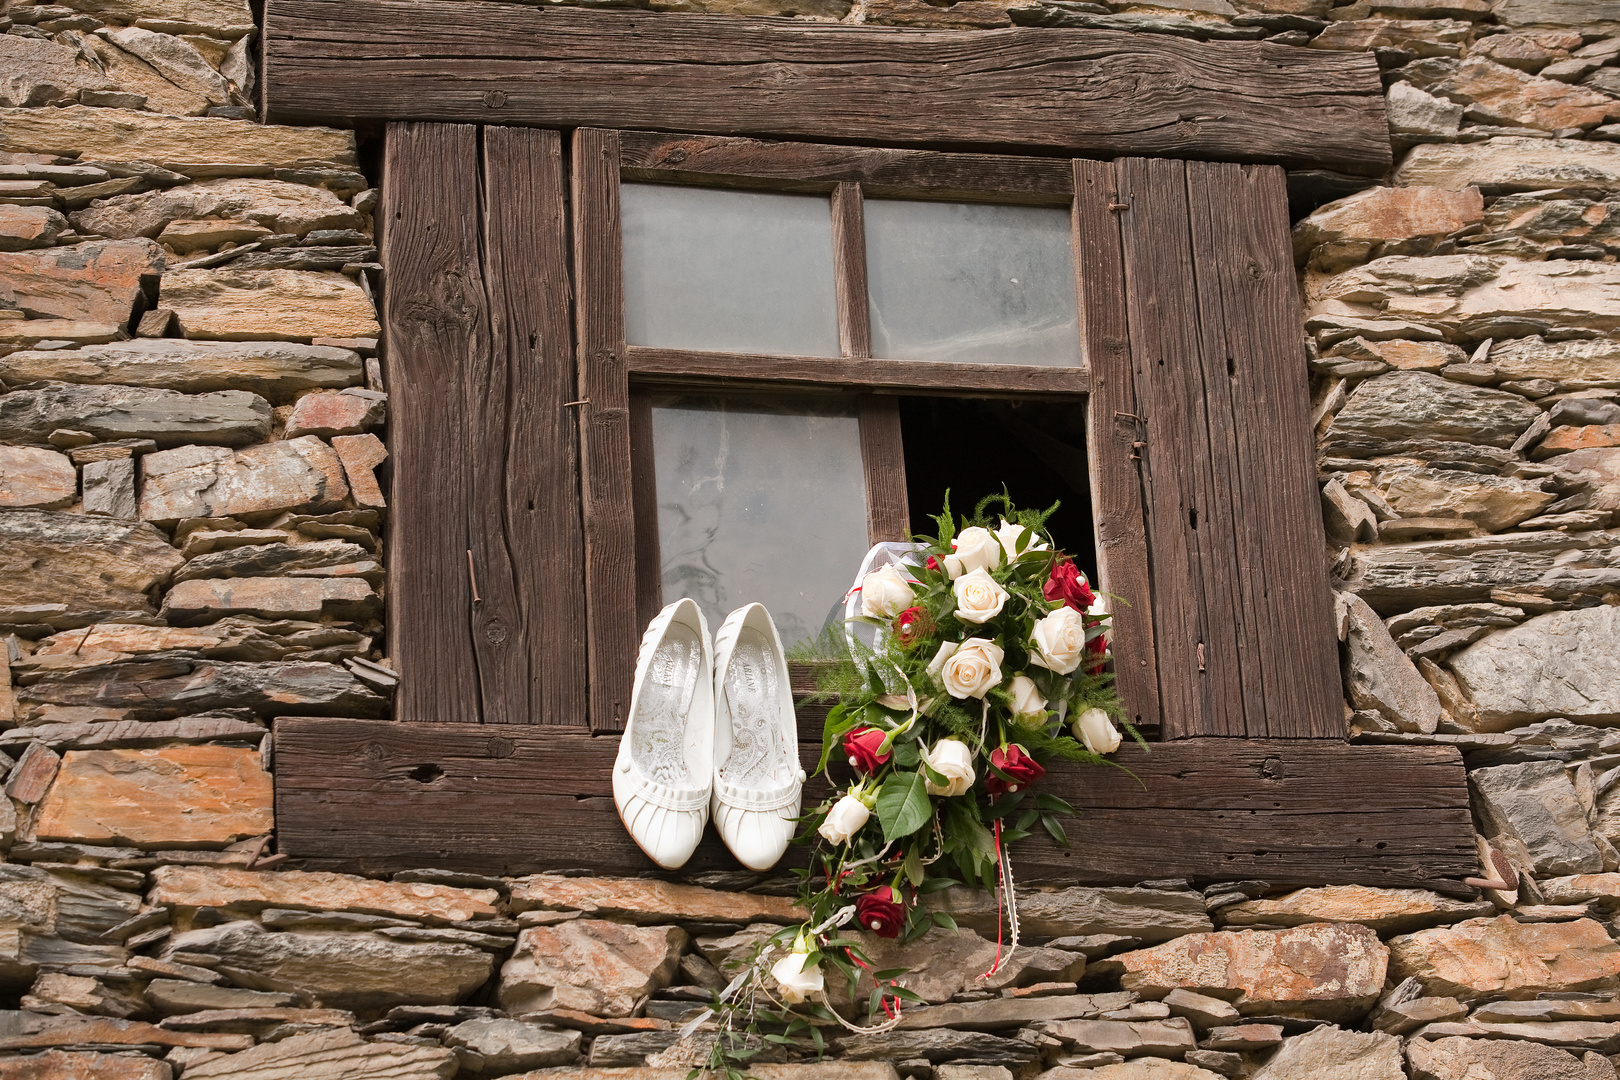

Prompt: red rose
[
  {"left": 1085, "top": 631, "right": 1108, "bottom": 675},
  {"left": 856, "top": 887, "right": 905, "bottom": 938},
  {"left": 1044, "top": 558, "right": 1096, "bottom": 612},
  {"left": 926, "top": 555, "right": 941, "bottom": 571},
  {"left": 844, "top": 727, "right": 891, "bottom": 773},
  {"left": 893, "top": 606, "right": 932, "bottom": 646},
  {"left": 985, "top": 743, "right": 1044, "bottom": 795}
]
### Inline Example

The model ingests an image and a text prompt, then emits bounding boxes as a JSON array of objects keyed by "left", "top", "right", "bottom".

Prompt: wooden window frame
[
  {"left": 264, "top": 0, "right": 1482, "bottom": 893},
  {"left": 575, "top": 128, "right": 1105, "bottom": 733}
]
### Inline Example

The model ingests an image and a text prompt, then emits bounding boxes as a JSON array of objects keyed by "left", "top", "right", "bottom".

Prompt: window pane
[
  {"left": 865, "top": 200, "right": 1079, "bottom": 366},
  {"left": 650, "top": 395, "right": 869, "bottom": 649},
  {"left": 621, "top": 184, "right": 841, "bottom": 357}
]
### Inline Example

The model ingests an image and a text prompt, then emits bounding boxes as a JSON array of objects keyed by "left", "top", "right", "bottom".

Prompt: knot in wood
[
  {"left": 362, "top": 741, "right": 387, "bottom": 766},
  {"left": 482, "top": 90, "right": 507, "bottom": 109},
  {"left": 483, "top": 617, "right": 510, "bottom": 647},
  {"left": 486, "top": 736, "right": 516, "bottom": 759},
  {"left": 1259, "top": 756, "right": 1284, "bottom": 780},
  {"left": 1176, "top": 119, "right": 1203, "bottom": 138},
  {"left": 1246, "top": 261, "right": 1264, "bottom": 281}
]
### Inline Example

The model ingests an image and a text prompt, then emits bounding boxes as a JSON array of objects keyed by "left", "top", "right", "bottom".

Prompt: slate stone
[
  {"left": 1407, "top": 1035, "right": 1606, "bottom": 1080},
  {"left": 0, "top": 35, "right": 117, "bottom": 109},
  {"left": 330, "top": 433, "right": 386, "bottom": 509},
  {"left": 508, "top": 875, "right": 805, "bottom": 924},
  {"left": 932, "top": 886, "right": 1213, "bottom": 944},
  {"left": 0, "top": 446, "right": 76, "bottom": 510},
  {"left": 161, "top": 268, "right": 379, "bottom": 343},
  {"left": 1470, "top": 761, "right": 1603, "bottom": 875},
  {"left": 1219, "top": 885, "right": 1493, "bottom": 935},
  {"left": 162, "top": 577, "right": 379, "bottom": 623},
  {"left": 0, "top": 1049, "right": 172, "bottom": 1079},
  {"left": 0, "top": 511, "right": 181, "bottom": 613},
  {"left": 1106, "top": 924, "right": 1387, "bottom": 1023},
  {"left": 0, "top": 238, "right": 163, "bottom": 327},
  {"left": 1040, "top": 1018, "right": 1196, "bottom": 1058},
  {"left": 139, "top": 437, "right": 350, "bottom": 524},
  {"left": 0, "top": 340, "right": 363, "bottom": 401},
  {"left": 33, "top": 745, "right": 271, "bottom": 848},
  {"left": 585, "top": 1029, "right": 682, "bottom": 1066},
  {"left": 899, "top": 994, "right": 1129, "bottom": 1032},
  {"left": 19, "top": 659, "right": 386, "bottom": 719},
  {"left": 0, "top": 205, "right": 67, "bottom": 252},
  {"left": 21, "top": 620, "right": 369, "bottom": 670},
  {"left": 1341, "top": 592, "right": 1442, "bottom": 734},
  {"left": 1493, "top": 336, "right": 1620, "bottom": 389},
  {"left": 181, "top": 1027, "right": 458, "bottom": 1080},
  {"left": 165, "top": 921, "right": 493, "bottom": 1012},
  {"left": 1252, "top": 1025, "right": 1403, "bottom": 1080},
  {"left": 499, "top": 920, "right": 688, "bottom": 1019},
  {"left": 81, "top": 458, "right": 137, "bottom": 520},
  {"left": 1451, "top": 607, "right": 1620, "bottom": 728},
  {"left": 1343, "top": 529, "right": 1620, "bottom": 614},
  {"left": 1427, "top": 56, "right": 1619, "bottom": 132},
  {"left": 834, "top": 1028, "right": 1040, "bottom": 1066},
  {"left": 0, "top": 384, "right": 271, "bottom": 449},
  {"left": 1293, "top": 184, "right": 1481, "bottom": 260},
  {"left": 1388, "top": 916, "right": 1620, "bottom": 1002},
  {"left": 284, "top": 388, "right": 385, "bottom": 438},
  {"left": 1322, "top": 372, "right": 1542, "bottom": 458},
  {"left": 72, "top": 178, "right": 364, "bottom": 242},
  {"left": 150, "top": 865, "right": 500, "bottom": 924},
  {"left": 146, "top": 977, "right": 296, "bottom": 1016},
  {"left": 1394, "top": 135, "right": 1620, "bottom": 191},
  {"left": 441, "top": 1018, "right": 582, "bottom": 1071},
  {"left": 1376, "top": 465, "right": 1556, "bottom": 532},
  {"left": 97, "top": 27, "right": 232, "bottom": 108}
]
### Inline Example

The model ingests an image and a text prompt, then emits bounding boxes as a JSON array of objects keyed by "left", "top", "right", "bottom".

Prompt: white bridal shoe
[
  {"left": 711, "top": 603, "right": 805, "bottom": 871},
  {"left": 614, "top": 598, "right": 715, "bottom": 870}
]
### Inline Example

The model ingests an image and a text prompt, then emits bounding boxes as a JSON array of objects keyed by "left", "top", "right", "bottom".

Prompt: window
[
  {"left": 574, "top": 131, "right": 1102, "bottom": 726},
  {"left": 263, "top": 2, "right": 1476, "bottom": 891}
]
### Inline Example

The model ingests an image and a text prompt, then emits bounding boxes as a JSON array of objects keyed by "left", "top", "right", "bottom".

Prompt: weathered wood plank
[
  {"left": 573, "top": 128, "right": 638, "bottom": 733},
  {"left": 1117, "top": 157, "right": 1246, "bottom": 739},
  {"left": 628, "top": 393, "right": 663, "bottom": 632},
  {"left": 1185, "top": 162, "right": 1341, "bottom": 739},
  {"left": 626, "top": 346, "right": 1092, "bottom": 396},
  {"left": 479, "top": 125, "right": 588, "bottom": 725},
  {"left": 382, "top": 122, "right": 483, "bottom": 725},
  {"left": 275, "top": 719, "right": 1479, "bottom": 889},
  {"left": 858, "top": 396, "right": 910, "bottom": 544},
  {"left": 620, "top": 132, "right": 1074, "bottom": 203},
  {"left": 1074, "top": 158, "right": 1159, "bottom": 734},
  {"left": 832, "top": 182, "right": 872, "bottom": 360},
  {"left": 262, "top": 0, "right": 1391, "bottom": 175}
]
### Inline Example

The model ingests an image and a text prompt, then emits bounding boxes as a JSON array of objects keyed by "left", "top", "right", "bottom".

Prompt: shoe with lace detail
[
  {"left": 711, "top": 603, "right": 804, "bottom": 871},
  {"left": 613, "top": 598, "right": 714, "bottom": 870}
]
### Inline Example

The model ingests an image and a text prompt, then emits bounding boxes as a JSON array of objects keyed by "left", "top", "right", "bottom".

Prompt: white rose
[
  {"left": 952, "top": 567, "right": 1008, "bottom": 625},
  {"left": 922, "top": 738, "right": 975, "bottom": 796},
  {"left": 860, "top": 563, "right": 914, "bottom": 619},
  {"left": 770, "top": 949, "right": 824, "bottom": 1004},
  {"left": 940, "top": 637, "right": 1004, "bottom": 700},
  {"left": 1074, "top": 707, "right": 1122, "bottom": 755},
  {"left": 1007, "top": 674, "right": 1046, "bottom": 727},
  {"left": 943, "top": 526, "right": 998, "bottom": 579},
  {"left": 994, "top": 518, "right": 1049, "bottom": 561},
  {"left": 818, "top": 794, "right": 871, "bottom": 844},
  {"left": 1028, "top": 606, "right": 1085, "bottom": 676}
]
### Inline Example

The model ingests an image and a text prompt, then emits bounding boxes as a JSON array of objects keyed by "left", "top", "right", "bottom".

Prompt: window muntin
[
  {"left": 865, "top": 199, "right": 1079, "bottom": 366},
  {"left": 620, "top": 183, "right": 841, "bottom": 357}
]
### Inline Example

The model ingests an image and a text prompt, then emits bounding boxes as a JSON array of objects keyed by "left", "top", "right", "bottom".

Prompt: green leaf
[
  {"left": 932, "top": 910, "right": 959, "bottom": 931},
  {"left": 1041, "top": 813, "right": 1069, "bottom": 847},
  {"left": 874, "top": 771, "right": 932, "bottom": 843},
  {"left": 1034, "top": 793, "right": 1075, "bottom": 815},
  {"left": 902, "top": 847, "right": 924, "bottom": 887}
]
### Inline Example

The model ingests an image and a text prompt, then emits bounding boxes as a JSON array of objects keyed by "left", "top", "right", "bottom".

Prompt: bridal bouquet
[{"left": 693, "top": 496, "right": 1135, "bottom": 1077}]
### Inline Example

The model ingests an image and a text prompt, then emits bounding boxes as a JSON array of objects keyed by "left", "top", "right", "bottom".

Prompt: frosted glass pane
[
  {"left": 866, "top": 200, "right": 1079, "bottom": 366},
  {"left": 651, "top": 395, "right": 869, "bottom": 649},
  {"left": 621, "top": 184, "right": 841, "bottom": 357}
]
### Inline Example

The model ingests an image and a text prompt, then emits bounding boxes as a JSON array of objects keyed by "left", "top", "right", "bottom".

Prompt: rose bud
[
  {"left": 844, "top": 727, "right": 891, "bottom": 773},
  {"left": 1074, "top": 707, "right": 1122, "bottom": 756},
  {"left": 985, "top": 743, "right": 1044, "bottom": 795},
  {"left": 818, "top": 793, "right": 871, "bottom": 844},
  {"left": 856, "top": 887, "right": 906, "bottom": 938},
  {"left": 893, "top": 606, "right": 931, "bottom": 646},
  {"left": 1043, "top": 557, "right": 1096, "bottom": 613}
]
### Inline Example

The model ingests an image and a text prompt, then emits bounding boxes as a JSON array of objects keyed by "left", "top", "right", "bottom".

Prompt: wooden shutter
[
  {"left": 1081, "top": 157, "right": 1342, "bottom": 740},
  {"left": 382, "top": 122, "right": 587, "bottom": 726}
]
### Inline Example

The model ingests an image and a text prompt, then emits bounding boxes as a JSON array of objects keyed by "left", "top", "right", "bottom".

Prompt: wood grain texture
[
  {"left": 479, "top": 125, "right": 588, "bottom": 725},
  {"left": 858, "top": 396, "right": 910, "bottom": 543},
  {"left": 832, "top": 182, "right": 872, "bottom": 360},
  {"left": 382, "top": 122, "right": 483, "bottom": 725},
  {"left": 1117, "top": 158, "right": 1340, "bottom": 739},
  {"left": 1074, "top": 158, "right": 1159, "bottom": 733},
  {"left": 628, "top": 394, "right": 663, "bottom": 634},
  {"left": 626, "top": 346, "right": 1092, "bottom": 396},
  {"left": 620, "top": 132, "right": 1074, "bottom": 203},
  {"left": 1185, "top": 161, "right": 1341, "bottom": 739},
  {"left": 275, "top": 719, "right": 1479, "bottom": 889},
  {"left": 573, "top": 128, "right": 639, "bottom": 734},
  {"left": 263, "top": 0, "right": 1391, "bottom": 175}
]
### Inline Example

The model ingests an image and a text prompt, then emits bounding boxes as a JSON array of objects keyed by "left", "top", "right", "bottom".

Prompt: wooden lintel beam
[
  {"left": 274, "top": 718, "right": 1478, "bottom": 889},
  {"left": 262, "top": 0, "right": 1392, "bottom": 175}
]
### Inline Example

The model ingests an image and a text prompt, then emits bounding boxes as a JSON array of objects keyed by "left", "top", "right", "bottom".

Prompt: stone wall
[{"left": 3, "top": 0, "right": 1620, "bottom": 1077}]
